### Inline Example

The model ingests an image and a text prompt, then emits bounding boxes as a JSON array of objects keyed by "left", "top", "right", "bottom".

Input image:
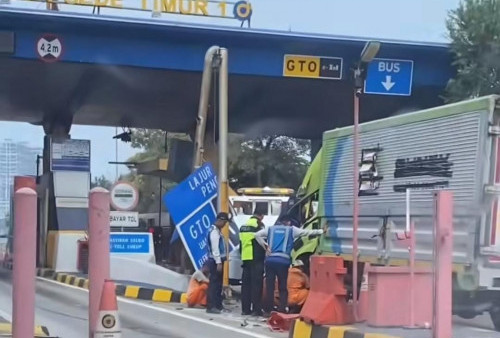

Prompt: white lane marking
[
  {"left": 0, "top": 307, "right": 12, "bottom": 322},
  {"left": 0, "top": 277, "right": 12, "bottom": 322},
  {"left": 36, "top": 277, "right": 273, "bottom": 338},
  {"left": 470, "top": 327, "right": 497, "bottom": 333}
]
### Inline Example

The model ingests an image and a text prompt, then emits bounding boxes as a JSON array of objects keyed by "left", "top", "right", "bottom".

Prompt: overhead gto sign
[{"left": 36, "top": 0, "right": 253, "bottom": 22}]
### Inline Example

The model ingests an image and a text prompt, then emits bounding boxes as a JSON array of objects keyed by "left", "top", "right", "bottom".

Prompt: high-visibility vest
[
  {"left": 239, "top": 217, "right": 260, "bottom": 261},
  {"left": 207, "top": 226, "right": 226, "bottom": 260},
  {"left": 268, "top": 225, "right": 294, "bottom": 260}
]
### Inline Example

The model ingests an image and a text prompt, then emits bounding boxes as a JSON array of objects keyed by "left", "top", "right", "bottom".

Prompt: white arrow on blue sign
[{"left": 364, "top": 58, "right": 414, "bottom": 96}]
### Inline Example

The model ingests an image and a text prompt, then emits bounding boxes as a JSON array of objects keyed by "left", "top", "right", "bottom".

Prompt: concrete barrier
[{"left": 110, "top": 256, "right": 190, "bottom": 292}]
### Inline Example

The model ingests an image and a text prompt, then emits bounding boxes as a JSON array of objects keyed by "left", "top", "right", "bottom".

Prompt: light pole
[{"left": 352, "top": 40, "right": 380, "bottom": 321}]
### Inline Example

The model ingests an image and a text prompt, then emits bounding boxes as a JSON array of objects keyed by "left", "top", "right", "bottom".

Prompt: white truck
[{"left": 317, "top": 95, "right": 500, "bottom": 330}]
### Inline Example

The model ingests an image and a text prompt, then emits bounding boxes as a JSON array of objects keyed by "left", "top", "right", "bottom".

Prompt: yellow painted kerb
[
  {"left": 292, "top": 320, "right": 312, "bottom": 338},
  {"left": 180, "top": 293, "right": 187, "bottom": 304},
  {"left": 124, "top": 286, "right": 140, "bottom": 298},
  {"left": 152, "top": 289, "right": 172, "bottom": 302},
  {"left": 0, "top": 324, "right": 48, "bottom": 336},
  {"left": 327, "top": 326, "right": 355, "bottom": 338},
  {"left": 56, "top": 273, "right": 67, "bottom": 283},
  {"left": 365, "top": 334, "right": 402, "bottom": 338}
]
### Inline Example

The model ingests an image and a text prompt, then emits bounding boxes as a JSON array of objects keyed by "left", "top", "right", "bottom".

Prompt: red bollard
[
  {"left": 433, "top": 191, "right": 453, "bottom": 338},
  {"left": 88, "top": 188, "right": 111, "bottom": 338},
  {"left": 12, "top": 188, "right": 37, "bottom": 338}
]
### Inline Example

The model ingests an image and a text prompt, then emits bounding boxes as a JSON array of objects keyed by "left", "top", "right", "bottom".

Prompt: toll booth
[{"left": 37, "top": 137, "right": 91, "bottom": 272}]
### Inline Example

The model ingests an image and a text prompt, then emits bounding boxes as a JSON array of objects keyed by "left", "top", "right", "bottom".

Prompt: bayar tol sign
[{"left": 164, "top": 163, "right": 218, "bottom": 270}]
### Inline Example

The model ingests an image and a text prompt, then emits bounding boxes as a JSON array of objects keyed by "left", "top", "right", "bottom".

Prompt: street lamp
[{"left": 352, "top": 40, "right": 380, "bottom": 321}]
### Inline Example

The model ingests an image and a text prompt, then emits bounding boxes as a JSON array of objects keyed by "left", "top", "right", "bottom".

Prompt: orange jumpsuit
[
  {"left": 187, "top": 270, "right": 209, "bottom": 307},
  {"left": 287, "top": 267, "right": 309, "bottom": 306},
  {"left": 262, "top": 268, "right": 309, "bottom": 307}
]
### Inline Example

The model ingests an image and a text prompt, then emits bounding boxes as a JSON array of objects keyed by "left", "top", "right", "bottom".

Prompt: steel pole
[
  {"left": 218, "top": 48, "right": 230, "bottom": 288},
  {"left": 192, "top": 46, "right": 220, "bottom": 170},
  {"left": 352, "top": 88, "right": 360, "bottom": 321},
  {"left": 88, "top": 187, "right": 111, "bottom": 338},
  {"left": 12, "top": 188, "right": 37, "bottom": 338}
]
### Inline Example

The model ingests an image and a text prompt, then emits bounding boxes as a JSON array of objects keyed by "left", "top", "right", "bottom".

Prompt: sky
[{"left": 2, "top": 0, "right": 461, "bottom": 179}]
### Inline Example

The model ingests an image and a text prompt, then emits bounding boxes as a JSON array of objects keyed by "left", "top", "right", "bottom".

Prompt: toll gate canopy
[{"left": 0, "top": 7, "right": 454, "bottom": 139}]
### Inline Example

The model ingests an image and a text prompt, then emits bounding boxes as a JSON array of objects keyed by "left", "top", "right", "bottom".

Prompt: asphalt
[
  {"left": 0, "top": 267, "right": 283, "bottom": 338},
  {"left": 0, "top": 265, "right": 499, "bottom": 337}
]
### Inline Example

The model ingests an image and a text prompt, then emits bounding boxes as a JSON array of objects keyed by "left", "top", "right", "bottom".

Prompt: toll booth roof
[{"left": 0, "top": 8, "right": 454, "bottom": 139}]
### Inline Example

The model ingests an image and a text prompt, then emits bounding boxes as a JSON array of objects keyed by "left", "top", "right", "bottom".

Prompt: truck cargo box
[{"left": 319, "top": 95, "right": 500, "bottom": 290}]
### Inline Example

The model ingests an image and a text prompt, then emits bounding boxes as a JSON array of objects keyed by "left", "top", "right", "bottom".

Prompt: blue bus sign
[{"left": 364, "top": 58, "right": 414, "bottom": 96}]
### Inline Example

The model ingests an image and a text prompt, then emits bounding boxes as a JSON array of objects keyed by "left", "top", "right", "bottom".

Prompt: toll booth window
[
  {"left": 254, "top": 202, "right": 268, "bottom": 216},
  {"left": 270, "top": 201, "right": 282, "bottom": 216}
]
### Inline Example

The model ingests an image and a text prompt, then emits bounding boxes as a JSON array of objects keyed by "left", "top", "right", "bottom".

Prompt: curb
[
  {"left": 52, "top": 271, "right": 188, "bottom": 304},
  {"left": 0, "top": 323, "right": 51, "bottom": 337},
  {"left": 289, "top": 319, "right": 401, "bottom": 338},
  {"left": 2, "top": 262, "right": 188, "bottom": 305}
]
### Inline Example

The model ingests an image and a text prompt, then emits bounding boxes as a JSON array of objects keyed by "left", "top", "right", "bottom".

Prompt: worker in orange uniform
[
  {"left": 287, "top": 260, "right": 310, "bottom": 313},
  {"left": 187, "top": 263, "right": 210, "bottom": 308}
]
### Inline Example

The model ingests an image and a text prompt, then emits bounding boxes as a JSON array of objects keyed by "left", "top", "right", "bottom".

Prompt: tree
[
  {"left": 121, "top": 129, "right": 176, "bottom": 213},
  {"left": 91, "top": 175, "right": 113, "bottom": 190},
  {"left": 228, "top": 135, "right": 310, "bottom": 190},
  {"left": 445, "top": 0, "right": 500, "bottom": 102},
  {"left": 122, "top": 129, "right": 311, "bottom": 211}
]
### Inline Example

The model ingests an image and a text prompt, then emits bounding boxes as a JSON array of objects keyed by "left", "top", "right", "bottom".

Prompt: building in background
[{"left": 0, "top": 139, "right": 41, "bottom": 219}]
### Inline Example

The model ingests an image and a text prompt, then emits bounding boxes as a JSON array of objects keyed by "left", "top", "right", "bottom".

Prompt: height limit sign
[
  {"left": 283, "top": 54, "right": 343, "bottom": 80},
  {"left": 36, "top": 34, "right": 63, "bottom": 63}
]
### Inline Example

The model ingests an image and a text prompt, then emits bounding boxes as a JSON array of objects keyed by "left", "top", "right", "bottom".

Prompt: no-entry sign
[{"left": 110, "top": 182, "right": 139, "bottom": 211}]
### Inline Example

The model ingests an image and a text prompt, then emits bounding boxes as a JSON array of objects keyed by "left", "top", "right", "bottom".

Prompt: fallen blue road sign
[
  {"left": 110, "top": 233, "right": 150, "bottom": 253},
  {"left": 176, "top": 202, "right": 217, "bottom": 269},
  {"left": 364, "top": 58, "right": 413, "bottom": 96},
  {"left": 164, "top": 163, "right": 218, "bottom": 270}
]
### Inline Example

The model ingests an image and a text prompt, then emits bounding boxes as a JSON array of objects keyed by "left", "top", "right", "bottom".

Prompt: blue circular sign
[{"left": 233, "top": 1, "right": 252, "bottom": 21}]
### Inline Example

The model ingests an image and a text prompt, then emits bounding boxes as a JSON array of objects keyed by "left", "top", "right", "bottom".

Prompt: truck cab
[{"left": 227, "top": 187, "right": 293, "bottom": 285}]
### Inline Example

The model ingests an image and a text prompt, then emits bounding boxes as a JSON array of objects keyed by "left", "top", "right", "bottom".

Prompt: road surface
[
  {"left": 0, "top": 267, "right": 498, "bottom": 337},
  {"left": 0, "top": 268, "right": 283, "bottom": 338}
]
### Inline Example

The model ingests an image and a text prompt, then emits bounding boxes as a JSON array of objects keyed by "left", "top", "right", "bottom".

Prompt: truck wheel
[{"left": 490, "top": 306, "right": 500, "bottom": 331}]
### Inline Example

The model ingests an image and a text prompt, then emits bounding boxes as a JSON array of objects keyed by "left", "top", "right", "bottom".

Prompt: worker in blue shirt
[
  {"left": 206, "top": 212, "right": 230, "bottom": 314},
  {"left": 255, "top": 215, "right": 325, "bottom": 314}
]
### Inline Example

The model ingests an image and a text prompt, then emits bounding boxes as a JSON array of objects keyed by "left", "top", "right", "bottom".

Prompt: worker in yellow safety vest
[{"left": 239, "top": 210, "right": 266, "bottom": 316}]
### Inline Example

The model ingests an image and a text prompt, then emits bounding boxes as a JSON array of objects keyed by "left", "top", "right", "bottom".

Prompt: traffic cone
[
  {"left": 358, "top": 263, "right": 370, "bottom": 321},
  {"left": 94, "top": 280, "right": 121, "bottom": 338}
]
